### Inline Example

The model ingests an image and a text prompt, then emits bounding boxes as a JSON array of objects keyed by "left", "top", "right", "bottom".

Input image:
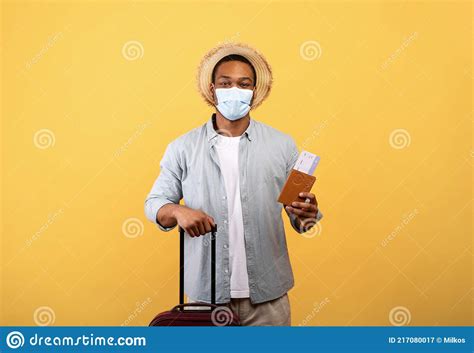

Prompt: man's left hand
[{"left": 285, "top": 192, "right": 319, "bottom": 228}]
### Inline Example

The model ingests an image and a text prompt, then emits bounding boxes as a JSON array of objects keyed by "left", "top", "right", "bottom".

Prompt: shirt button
[
  {"left": 225, "top": 269, "right": 229, "bottom": 273},
  {"left": 224, "top": 220, "right": 228, "bottom": 224},
  {"left": 222, "top": 196, "right": 226, "bottom": 200},
  {"left": 223, "top": 244, "right": 228, "bottom": 249}
]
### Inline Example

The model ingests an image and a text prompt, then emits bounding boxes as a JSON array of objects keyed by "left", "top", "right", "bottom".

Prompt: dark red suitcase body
[{"left": 149, "top": 225, "right": 240, "bottom": 326}]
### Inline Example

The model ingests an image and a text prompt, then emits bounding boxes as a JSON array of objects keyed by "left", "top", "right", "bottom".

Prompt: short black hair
[{"left": 211, "top": 54, "right": 256, "bottom": 85}]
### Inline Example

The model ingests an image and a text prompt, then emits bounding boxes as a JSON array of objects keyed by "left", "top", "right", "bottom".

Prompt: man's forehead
[
  {"left": 215, "top": 61, "right": 253, "bottom": 72},
  {"left": 214, "top": 61, "right": 254, "bottom": 80}
]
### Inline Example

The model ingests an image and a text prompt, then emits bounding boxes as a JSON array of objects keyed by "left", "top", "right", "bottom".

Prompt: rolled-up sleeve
[
  {"left": 144, "top": 141, "right": 183, "bottom": 232},
  {"left": 284, "top": 137, "right": 323, "bottom": 234}
]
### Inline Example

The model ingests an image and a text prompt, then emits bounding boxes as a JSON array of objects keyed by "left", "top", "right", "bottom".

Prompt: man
[{"left": 145, "top": 43, "right": 323, "bottom": 326}]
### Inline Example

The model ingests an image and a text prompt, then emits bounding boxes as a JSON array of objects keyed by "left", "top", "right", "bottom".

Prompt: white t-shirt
[{"left": 214, "top": 133, "right": 250, "bottom": 298}]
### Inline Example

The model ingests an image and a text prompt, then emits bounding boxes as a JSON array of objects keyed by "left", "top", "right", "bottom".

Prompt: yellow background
[{"left": 1, "top": 1, "right": 472, "bottom": 326}]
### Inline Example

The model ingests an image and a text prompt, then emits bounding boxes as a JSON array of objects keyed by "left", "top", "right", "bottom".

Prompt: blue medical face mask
[{"left": 214, "top": 86, "right": 254, "bottom": 121}]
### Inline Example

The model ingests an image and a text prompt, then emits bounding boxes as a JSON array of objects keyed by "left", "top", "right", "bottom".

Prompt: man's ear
[{"left": 209, "top": 82, "right": 216, "bottom": 105}]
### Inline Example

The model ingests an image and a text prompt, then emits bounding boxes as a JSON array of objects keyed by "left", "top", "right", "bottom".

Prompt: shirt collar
[{"left": 206, "top": 113, "right": 254, "bottom": 142}]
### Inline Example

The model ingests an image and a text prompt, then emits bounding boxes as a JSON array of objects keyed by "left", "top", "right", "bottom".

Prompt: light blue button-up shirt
[{"left": 144, "top": 114, "right": 323, "bottom": 304}]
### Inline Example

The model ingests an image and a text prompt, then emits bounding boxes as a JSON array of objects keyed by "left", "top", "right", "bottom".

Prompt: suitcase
[{"left": 149, "top": 224, "right": 241, "bottom": 326}]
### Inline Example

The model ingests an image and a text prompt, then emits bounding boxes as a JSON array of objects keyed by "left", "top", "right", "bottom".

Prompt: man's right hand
[{"left": 173, "top": 205, "right": 215, "bottom": 237}]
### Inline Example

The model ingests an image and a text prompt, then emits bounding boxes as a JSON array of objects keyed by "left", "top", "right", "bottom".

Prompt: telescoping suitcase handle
[{"left": 179, "top": 224, "right": 217, "bottom": 306}]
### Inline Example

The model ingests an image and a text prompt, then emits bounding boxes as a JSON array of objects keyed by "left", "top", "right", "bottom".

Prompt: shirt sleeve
[
  {"left": 144, "top": 141, "right": 183, "bottom": 232},
  {"left": 284, "top": 137, "right": 323, "bottom": 234}
]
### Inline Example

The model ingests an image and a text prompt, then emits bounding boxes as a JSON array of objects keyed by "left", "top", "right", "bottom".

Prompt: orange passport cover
[{"left": 278, "top": 169, "right": 316, "bottom": 205}]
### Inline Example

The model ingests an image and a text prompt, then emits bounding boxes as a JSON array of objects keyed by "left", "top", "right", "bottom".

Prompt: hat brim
[{"left": 196, "top": 42, "right": 273, "bottom": 110}]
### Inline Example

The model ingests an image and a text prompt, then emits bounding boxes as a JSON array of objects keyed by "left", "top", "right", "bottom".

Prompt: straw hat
[{"left": 196, "top": 42, "right": 273, "bottom": 109}]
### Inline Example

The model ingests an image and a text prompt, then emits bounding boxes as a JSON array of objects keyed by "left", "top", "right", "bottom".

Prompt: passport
[{"left": 278, "top": 151, "right": 320, "bottom": 206}]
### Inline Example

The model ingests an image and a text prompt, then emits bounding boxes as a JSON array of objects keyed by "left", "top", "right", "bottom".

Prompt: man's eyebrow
[{"left": 217, "top": 75, "right": 253, "bottom": 81}]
